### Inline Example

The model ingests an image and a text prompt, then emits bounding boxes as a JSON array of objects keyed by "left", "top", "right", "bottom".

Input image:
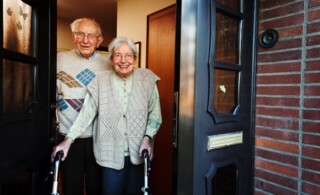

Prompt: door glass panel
[
  {"left": 215, "top": 12, "right": 240, "bottom": 65},
  {"left": 216, "top": 0, "right": 240, "bottom": 11},
  {"left": 214, "top": 68, "right": 238, "bottom": 114},
  {"left": 3, "top": 0, "right": 33, "bottom": 56},
  {"left": 3, "top": 59, "right": 34, "bottom": 114},
  {"left": 212, "top": 164, "right": 238, "bottom": 195}
]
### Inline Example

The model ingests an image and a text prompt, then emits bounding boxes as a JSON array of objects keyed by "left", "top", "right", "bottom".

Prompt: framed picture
[{"left": 135, "top": 41, "right": 141, "bottom": 68}]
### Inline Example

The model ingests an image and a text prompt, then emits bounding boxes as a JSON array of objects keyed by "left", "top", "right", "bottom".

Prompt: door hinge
[{"left": 173, "top": 91, "right": 178, "bottom": 148}]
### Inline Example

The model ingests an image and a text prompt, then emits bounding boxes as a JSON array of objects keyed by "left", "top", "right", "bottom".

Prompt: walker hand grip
[
  {"left": 142, "top": 149, "right": 149, "bottom": 158},
  {"left": 49, "top": 150, "right": 64, "bottom": 175},
  {"left": 55, "top": 150, "right": 64, "bottom": 162}
]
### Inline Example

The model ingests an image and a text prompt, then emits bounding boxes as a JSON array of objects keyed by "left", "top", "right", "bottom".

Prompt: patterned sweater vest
[
  {"left": 88, "top": 68, "right": 159, "bottom": 169},
  {"left": 56, "top": 50, "right": 111, "bottom": 137}
]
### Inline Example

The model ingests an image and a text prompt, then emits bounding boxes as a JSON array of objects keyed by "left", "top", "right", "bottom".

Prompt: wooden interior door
[{"left": 146, "top": 4, "right": 176, "bottom": 195}]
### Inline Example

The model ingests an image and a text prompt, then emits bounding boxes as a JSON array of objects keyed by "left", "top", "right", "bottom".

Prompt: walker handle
[
  {"left": 55, "top": 150, "right": 64, "bottom": 162},
  {"left": 142, "top": 149, "right": 149, "bottom": 158}
]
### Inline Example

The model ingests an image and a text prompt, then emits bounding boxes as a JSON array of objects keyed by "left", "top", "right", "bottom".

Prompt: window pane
[
  {"left": 212, "top": 164, "right": 238, "bottom": 195},
  {"left": 3, "top": 0, "right": 33, "bottom": 56},
  {"left": 3, "top": 59, "right": 34, "bottom": 114},
  {"left": 215, "top": 12, "right": 240, "bottom": 64},
  {"left": 213, "top": 68, "right": 238, "bottom": 114},
  {"left": 216, "top": 0, "right": 240, "bottom": 11}
]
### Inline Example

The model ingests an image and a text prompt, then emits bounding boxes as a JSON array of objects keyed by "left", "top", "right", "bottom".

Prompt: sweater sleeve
[
  {"left": 145, "top": 85, "right": 162, "bottom": 139},
  {"left": 66, "top": 93, "right": 98, "bottom": 140}
]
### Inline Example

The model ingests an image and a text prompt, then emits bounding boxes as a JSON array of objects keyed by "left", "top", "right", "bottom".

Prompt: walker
[
  {"left": 51, "top": 150, "right": 64, "bottom": 195},
  {"left": 141, "top": 149, "right": 152, "bottom": 195}
]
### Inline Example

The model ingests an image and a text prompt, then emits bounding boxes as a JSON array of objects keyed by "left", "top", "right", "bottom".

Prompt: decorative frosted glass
[
  {"left": 213, "top": 68, "right": 238, "bottom": 114},
  {"left": 214, "top": 12, "right": 240, "bottom": 65},
  {"left": 3, "top": 0, "right": 33, "bottom": 55},
  {"left": 212, "top": 164, "right": 238, "bottom": 194},
  {"left": 216, "top": 0, "right": 240, "bottom": 11},
  {"left": 3, "top": 59, "right": 34, "bottom": 114}
]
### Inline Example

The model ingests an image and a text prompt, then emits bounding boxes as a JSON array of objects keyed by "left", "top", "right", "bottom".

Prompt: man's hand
[
  {"left": 51, "top": 137, "right": 73, "bottom": 162},
  {"left": 139, "top": 136, "right": 154, "bottom": 160}
]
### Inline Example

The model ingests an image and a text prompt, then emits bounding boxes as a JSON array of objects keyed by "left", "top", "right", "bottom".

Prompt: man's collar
[{"left": 75, "top": 49, "right": 97, "bottom": 60}]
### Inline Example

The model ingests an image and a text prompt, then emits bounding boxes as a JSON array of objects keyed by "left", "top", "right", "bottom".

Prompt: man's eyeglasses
[
  {"left": 113, "top": 53, "right": 134, "bottom": 61},
  {"left": 74, "top": 32, "right": 101, "bottom": 40}
]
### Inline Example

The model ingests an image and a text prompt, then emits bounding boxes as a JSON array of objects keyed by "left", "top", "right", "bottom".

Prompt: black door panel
[
  {"left": 1, "top": 0, "right": 56, "bottom": 194},
  {"left": 177, "top": 0, "right": 257, "bottom": 194}
]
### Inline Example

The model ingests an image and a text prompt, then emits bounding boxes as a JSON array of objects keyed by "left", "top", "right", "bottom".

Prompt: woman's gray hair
[
  {"left": 108, "top": 37, "right": 137, "bottom": 60},
  {"left": 70, "top": 18, "right": 102, "bottom": 35}
]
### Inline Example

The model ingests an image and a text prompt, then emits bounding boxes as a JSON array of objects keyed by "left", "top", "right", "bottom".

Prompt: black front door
[
  {"left": 177, "top": 0, "right": 257, "bottom": 194},
  {"left": 1, "top": 0, "right": 56, "bottom": 194}
]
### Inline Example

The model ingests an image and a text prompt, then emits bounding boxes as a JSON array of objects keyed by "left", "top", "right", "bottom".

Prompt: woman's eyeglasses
[{"left": 113, "top": 53, "right": 134, "bottom": 61}]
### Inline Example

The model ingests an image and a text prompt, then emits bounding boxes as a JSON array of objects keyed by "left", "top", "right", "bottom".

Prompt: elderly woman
[{"left": 52, "top": 37, "right": 162, "bottom": 194}]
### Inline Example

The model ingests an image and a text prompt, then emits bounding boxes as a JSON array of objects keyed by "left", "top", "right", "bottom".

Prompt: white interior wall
[
  {"left": 117, "top": 0, "right": 175, "bottom": 68},
  {"left": 57, "top": 17, "right": 114, "bottom": 51},
  {"left": 57, "top": 0, "right": 176, "bottom": 66}
]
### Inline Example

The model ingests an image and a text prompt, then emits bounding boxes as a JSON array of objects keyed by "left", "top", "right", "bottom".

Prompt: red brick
[
  {"left": 305, "top": 86, "right": 320, "bottom": 96},
  {"left": 307, "top": 35, "right": 320, "bottom": 46},
  {"left": 255, "top": 158, "right": 298, "bottom": 177},
  {"left": 302, "top": 182, "right": 320, "bottom": 195},
  {"left": 256, "top": 128, "right": 299, "bottom": 142},
  {"left": 303, "top": 146, "right": 320, "bottom": 159},
  {"left": 257, "top": 62, "right": 301, "bottom": 73},
  {"left": 256, "top": 97, "right": 300, "bottom": 107},
  {"left": 304, "top": 98, "right": 320, "bottom": 108},
  {"left": 302, "top": 170, "right": 320, "bottom": 187},
  {"left": 303, "top": 121, "right": 320, "bottom": 133},
  {"left": 303, "top": 134, "right": 320, "bottom": 147},
  {"left": 259, "top": 2, "right": 304, "bottom": 21},
  {"left": 257, "top": 107, "right": 300, "bottom": 118},
  {"left": 260, "top": 14, "right": 304, "bottom": 31},
  {"left": 258, "top": 50, "right": 301, "bottom": 63},
  {"left": 255, "top": 137, "right": 299, "bottom": 154},
  {"left": 259, "top": 38, "right": 302, "bottom": 51},
  {"left": 278, "top": 26, "right": 303, "bottom": 38},
  {"left": 253, "top": 190, "right": 267, "bottom": 195},
  {"left": 303, "top": 158, "right": 320, "bottom": 172},
  {"left": 256, "top": 116, "right": 299, "bottom": 130},
  {"left": 303, "top": 110, "right": 320, "bottom": 120},
  {"left": 260, "top": 0, "right": 299, "bottom": 11},
  {"left": 307, "top": 47, "right": 320, "bottom": 58},
  {"left": 305, "top": 73, "right": 320, "bottom": 83},
  {"left": 255, "top": 169, "right": 298, "bottom": 189},
  {"left": 308, "top": 22, "right": 320, "bottom": 34},
  {"left": 256, "top": 1, "right": 320, "bottom": 194},
  {"left": 257, "top": 86, "right": 300, "bottom": 96},
  {"left": 306, "top": 60, "right": 320, "bottom": 71},
  {"left": 255, "top": 148, "right": 298, "bottom": 165},
  {"left": 308, "top": 9, "right": 320, "bottom": 21},
  {"left": 257, "top": 74, "right": 301, "bottom": 84},
  {"left": 254, "top": 178, "right": 298, "bottom": 195},
  {"left": 309, "top": 0, "right": 320, "bottom": 8}
]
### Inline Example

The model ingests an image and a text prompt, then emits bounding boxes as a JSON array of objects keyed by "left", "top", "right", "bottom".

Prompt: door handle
[
  {"left": 173, "top": 91, "right": 178, "bottom": 148},
  {"left": 50, "top": 103, "right": 58, "bottom": 144}
]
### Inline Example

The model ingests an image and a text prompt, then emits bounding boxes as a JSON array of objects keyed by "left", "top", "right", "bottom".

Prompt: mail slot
[{"left": 207, "top": 131, "right": 243, "bottom": 151}]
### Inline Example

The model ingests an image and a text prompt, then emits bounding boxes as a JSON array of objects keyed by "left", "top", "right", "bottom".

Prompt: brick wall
[{"left": 255, "top": 0, "right": 320, "bottom": 194}]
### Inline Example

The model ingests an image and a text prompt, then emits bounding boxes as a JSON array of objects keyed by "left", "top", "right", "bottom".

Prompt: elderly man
[{"left": 53, "top": 18, "right": 111, "bottom": 195}]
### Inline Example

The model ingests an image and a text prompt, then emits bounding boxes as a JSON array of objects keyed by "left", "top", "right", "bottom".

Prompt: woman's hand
[
  {"left": 139, "top": 136, "right": 154, "bottom": 160},
  {"left": 51, "top": 137, "right": 73, "bottom": 162}
]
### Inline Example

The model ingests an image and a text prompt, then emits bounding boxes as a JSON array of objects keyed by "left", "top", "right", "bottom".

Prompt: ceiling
[{"left": 57, "top": 0, "right": 117, "bottom": 44}]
